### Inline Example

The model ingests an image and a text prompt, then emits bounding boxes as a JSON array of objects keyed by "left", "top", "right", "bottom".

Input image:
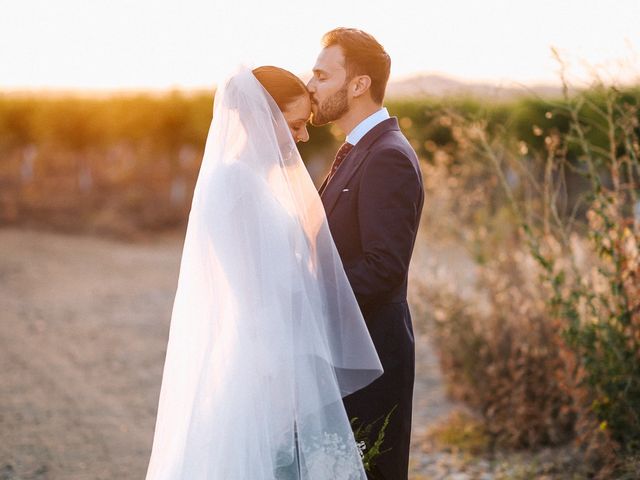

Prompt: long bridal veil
[{"left": 145, "top": 68, "right": 383, "bottom": 480}]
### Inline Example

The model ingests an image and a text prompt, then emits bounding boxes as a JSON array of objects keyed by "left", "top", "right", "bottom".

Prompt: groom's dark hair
[{"left": 322, "top": 28, "right": 391, "bottom": 104}]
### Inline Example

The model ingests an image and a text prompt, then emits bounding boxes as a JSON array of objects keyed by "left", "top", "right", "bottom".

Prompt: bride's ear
[{"left": 351, "top": 75, "right": 372, "bottom": 99}]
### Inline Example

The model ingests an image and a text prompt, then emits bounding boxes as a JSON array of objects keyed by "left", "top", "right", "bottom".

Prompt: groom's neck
[{"left": 335, "top": 101, "right": 383, "bottom": 138}]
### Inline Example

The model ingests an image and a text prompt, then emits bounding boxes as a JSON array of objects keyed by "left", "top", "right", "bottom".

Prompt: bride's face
[{"left": 283, "top": 95, "right": 311, "bottom": 143}]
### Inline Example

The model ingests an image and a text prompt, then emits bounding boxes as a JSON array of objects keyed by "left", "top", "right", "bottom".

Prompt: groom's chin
[{"left": 310, "top": 114, "right": 327, "bottom": 127}]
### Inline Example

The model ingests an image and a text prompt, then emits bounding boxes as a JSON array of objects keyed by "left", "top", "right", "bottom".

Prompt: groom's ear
[{"left": 351, "top": 75, "right": 372, "bottom": 99}]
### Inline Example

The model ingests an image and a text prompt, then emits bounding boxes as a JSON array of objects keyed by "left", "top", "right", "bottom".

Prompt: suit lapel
[
  {"left": 320, "top": 117, "right": 400, "bottom": 215},
  {"left": 318, "top": 175, "right": 330, "bottom": 196},
  {"left": 321, "top": 148, "right": 369, "bottom": 215}
]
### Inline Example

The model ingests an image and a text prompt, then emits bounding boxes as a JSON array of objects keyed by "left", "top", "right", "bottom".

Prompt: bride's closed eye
[
  {"left": 283, "top": 94, "right": 311, "bottom": 143},
  {"left": 288, "top": 120, "right": 310, "bottom": 143},
  {"left": 290, "top": 121, "right": 306, "bottom": 132}
]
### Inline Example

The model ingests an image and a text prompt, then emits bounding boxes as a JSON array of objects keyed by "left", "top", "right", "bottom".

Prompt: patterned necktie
[{"left": 329, "top": 142, "right": 354, "bottom": 178}]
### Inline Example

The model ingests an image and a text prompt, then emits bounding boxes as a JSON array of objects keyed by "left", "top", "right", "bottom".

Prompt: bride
[{"left": 144, "top": 66, "right": 383, "bottom": 479}]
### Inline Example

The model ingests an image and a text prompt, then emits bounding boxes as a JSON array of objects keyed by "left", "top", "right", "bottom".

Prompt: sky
[{"left": 1, "top": 0, "right": 639, "bottom": 91}]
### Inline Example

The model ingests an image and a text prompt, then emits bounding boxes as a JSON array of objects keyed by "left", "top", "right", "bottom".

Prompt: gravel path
[{"left": 0, "top": 227, "right": 477, "bottom": 479}]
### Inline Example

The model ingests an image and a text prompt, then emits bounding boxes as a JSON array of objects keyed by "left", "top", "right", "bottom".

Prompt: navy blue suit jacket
[{"left": 320, "top": 117, "right": 424, "bottom": 480}]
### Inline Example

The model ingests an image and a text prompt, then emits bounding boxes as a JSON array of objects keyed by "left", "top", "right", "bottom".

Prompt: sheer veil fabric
[{"left": 145, "top": 68, "right": 383, "bottom": 480}]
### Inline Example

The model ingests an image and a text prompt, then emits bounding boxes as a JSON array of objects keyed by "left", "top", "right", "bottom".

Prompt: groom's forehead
[{"left": 314, "top": 45, "right": 346, "bottom": 72}]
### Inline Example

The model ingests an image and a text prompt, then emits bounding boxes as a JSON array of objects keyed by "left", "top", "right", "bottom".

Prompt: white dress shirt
[{"left": 346, "top": 107, "right": 390, "bottom": 146}]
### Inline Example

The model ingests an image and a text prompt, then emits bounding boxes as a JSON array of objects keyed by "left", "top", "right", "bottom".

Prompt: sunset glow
[{"left": 2, "top": 0, "right": 639, "bottom": 91}]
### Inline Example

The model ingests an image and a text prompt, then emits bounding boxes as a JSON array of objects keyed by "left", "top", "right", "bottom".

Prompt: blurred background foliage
[
  {"left": 2, "top": 88, "right": 636, "bottom": 237},
  {"left": 408, "top": 82, "right": 640, "bottom": 478}
]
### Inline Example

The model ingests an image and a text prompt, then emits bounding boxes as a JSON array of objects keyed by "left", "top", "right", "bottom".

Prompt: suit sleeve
[{"left": 343, "top": 147, "right": 422, "bottom": 304}]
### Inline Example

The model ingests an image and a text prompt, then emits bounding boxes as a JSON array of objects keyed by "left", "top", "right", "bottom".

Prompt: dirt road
[{"left": 0, "top": 228, "right": 452, "bottom": 479}]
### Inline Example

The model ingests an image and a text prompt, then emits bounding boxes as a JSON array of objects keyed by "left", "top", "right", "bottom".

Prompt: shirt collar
[{"left": 346, "top": 107, "right": 390, "bottom": 146}]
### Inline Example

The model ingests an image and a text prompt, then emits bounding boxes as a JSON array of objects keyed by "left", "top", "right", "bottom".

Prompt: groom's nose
[{"left": 306, "top": 78, "right": 315, "bottom": 92}]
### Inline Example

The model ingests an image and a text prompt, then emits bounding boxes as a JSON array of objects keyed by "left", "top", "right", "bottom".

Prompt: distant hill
[
  {"left": 386, "top": 73, "right": 562, "bottom": 100},
  {"left": 2, "top": 73, "right": 564, "bottom": 100}
]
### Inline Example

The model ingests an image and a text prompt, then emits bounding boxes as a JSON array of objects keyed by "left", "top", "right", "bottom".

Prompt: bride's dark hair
[{"left": 252, "top": 66, "right": 309, "bottom": 111}]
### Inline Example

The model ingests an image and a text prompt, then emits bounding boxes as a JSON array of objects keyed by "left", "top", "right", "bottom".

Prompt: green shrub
[{"left": 469, "top": 80, "right": 640, "bottom": 474}]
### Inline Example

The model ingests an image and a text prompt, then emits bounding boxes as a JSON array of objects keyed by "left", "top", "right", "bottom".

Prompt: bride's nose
[{"left": 297, "top": 127, "right": 309, "bottom": 143}]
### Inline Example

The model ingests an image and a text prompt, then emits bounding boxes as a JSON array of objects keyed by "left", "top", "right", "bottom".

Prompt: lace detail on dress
[{"left": 302, "top": 432, "right": 364, "bottom": 480}]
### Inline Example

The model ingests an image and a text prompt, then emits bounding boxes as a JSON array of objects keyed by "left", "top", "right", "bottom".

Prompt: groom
[{"left": 308, "top": 28, "right": 424, "bottom": 480}]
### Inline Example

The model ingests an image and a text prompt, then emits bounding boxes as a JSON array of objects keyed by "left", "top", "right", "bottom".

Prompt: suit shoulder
[
  {"left": 363, "top": 145, "right": 423, "bottom": 185},
  {"left": 370, "top": 129, "right": 417, "bottom": 160}
]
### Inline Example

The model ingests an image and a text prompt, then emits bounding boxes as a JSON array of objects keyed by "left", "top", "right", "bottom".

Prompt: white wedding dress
[{"left": 145, "top": 68, "right": 383, "bottom": 480}]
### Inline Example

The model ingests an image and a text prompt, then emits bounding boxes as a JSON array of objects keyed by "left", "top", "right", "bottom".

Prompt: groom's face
[{"left": 307, "top": 45, "right": 350, "bottom": 126}]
